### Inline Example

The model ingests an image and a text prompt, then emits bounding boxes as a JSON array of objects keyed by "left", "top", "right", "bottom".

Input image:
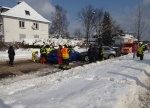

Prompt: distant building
[
  {"left": 0, "top": 1, "right": 50, "bottom": 42},
  {"left": 112, "top": 33, "right": 138, "bottom": 45}
]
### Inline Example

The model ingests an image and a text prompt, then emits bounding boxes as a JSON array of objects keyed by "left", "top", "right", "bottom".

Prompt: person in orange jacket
[{"left": 61, "top": 45, "right": 70, "bottom": 69}]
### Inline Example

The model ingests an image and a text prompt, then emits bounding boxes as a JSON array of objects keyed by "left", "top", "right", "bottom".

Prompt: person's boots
[
  {"left": 66, "top": 65, "right": 70, "bottom": 69},
  {"left": 140, "top": 55, "right": 143, "bottom": 60},
  {"left": 62, "top": 65, "right": 66, "bottom": 69}
]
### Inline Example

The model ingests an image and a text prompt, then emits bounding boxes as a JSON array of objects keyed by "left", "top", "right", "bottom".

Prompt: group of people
[
  {"left": 87, "top": 41, "right": 146, "bottom": 64},
  {"left": 132, "top": 41, "right": 145, "bottom": 60},
  {"left": 87, "top": 44, "right": 104, "bottom": 63},
  {"left": 7, "top": 41, "right": 146, "bottom": 67},
  {"left": 32, "top": 45, "right": 54, "bottom": 64},
  {"left": 31, "top": 44, "right": 70, "bottom": 69},
  {"left": 57, "top": 45, "right": 70, "bottom": 69}
]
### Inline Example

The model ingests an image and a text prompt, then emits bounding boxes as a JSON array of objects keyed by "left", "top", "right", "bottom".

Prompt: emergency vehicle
[{"left": 121, "top": 41, "right": 134, "bottom": 54}]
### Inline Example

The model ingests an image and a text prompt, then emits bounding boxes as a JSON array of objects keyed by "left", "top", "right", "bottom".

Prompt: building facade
[
  {"left": 0, "top": 1, "right": 50, "bottom": 42},
  {"left": 113, "top": 34, "right": 138, "bottom": 45}
]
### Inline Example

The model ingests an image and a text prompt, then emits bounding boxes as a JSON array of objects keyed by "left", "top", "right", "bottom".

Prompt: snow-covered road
[{"left": 0, "top": 52, "right": 150, "bottom": 108}]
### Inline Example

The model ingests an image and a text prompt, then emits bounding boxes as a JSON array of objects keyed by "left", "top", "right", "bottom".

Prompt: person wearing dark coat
[
  {"left": 8, "top": 46, "right": 15, "bottom": 66},
  {"left": 87, "top": 44, "right": 96, "bottom": 63}
]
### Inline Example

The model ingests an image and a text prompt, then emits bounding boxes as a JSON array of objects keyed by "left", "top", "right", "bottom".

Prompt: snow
[
  {"left": 1, "top": 1, "right": 50, "bottom": 23},
  {"left": 0, "top": 40, "right": 150, "bottom": 108},
  {"left": 21, "top": 38, "right": 83, "bottom": 47},
  {"left": 122, "top": 34, "right": 134, "bottom": 39}
]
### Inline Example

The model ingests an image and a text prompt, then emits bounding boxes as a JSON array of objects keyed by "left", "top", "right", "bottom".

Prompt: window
[
  {"left": 34, "top": 35, "right": 39, "bottom": 38},
  {"left": 19, "top": 21, "right": 25, "bottom": 28},
  {"left": 0, "top": 25, "right": 2, "bottom": 32},
  {"left": 25, "top": 10, "right": 30, "bottom": 16},
  {"left": 104, "top": 47, "right": 110, "bottom": 51},
  {"left": 92, "top": 35, "right": 98, "bottom": 38},
  {"left": 33, "top": 23, "right": 39, "bottom": 30},
  {"left": 19, "top": 34, "right": 26, "bottom": 41},
  {"left": 70, "top": 49, "right": 75, "bottom": 53}
]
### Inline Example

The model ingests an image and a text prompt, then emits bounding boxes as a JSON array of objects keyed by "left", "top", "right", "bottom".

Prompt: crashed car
[{"left": 47, "top": 48, "right": 80, "bottom": 63}]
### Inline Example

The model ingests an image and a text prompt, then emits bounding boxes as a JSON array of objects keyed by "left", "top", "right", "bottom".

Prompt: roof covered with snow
[
  {"left": 0, "top": 6, "right": 11, "bottom": 10},
  {"left": 113, "top": 34, "right": 136, "bottom": 40},
  {"left": 122, "top": 34, "right": 134, "bottom": 39},
  {"left": 1, "top": 1, "right": 50, "bottom": 23}
]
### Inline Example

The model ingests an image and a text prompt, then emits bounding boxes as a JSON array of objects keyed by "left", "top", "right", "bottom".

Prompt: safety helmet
[{"left": 140, "top": 42, "right": 143, "bottom": 44}]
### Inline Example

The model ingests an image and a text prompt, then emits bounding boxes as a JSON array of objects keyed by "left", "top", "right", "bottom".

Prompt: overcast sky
[{"left": 0, "top": 0, "right": 150, "bottom": 41}]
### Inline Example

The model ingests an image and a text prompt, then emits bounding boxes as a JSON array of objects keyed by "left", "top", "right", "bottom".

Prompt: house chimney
[{"left": 18, "top": 1, "right": 22, "bottom": 4}]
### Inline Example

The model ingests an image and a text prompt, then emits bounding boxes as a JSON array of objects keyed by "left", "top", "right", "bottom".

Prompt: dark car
[
  {"left": 47, "top": 48, "right": 80, "bottom": 63},
  {"left": 79, "top": 46, "right": 116, "bottom": 61}
]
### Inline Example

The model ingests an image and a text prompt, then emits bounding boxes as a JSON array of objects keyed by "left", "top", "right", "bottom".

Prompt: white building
[
  {"left": 0, "top": 1, "right": 50, "bottom": 42},
  {"left": 113, "top": 34, "right": 138, "bottom": 45}
]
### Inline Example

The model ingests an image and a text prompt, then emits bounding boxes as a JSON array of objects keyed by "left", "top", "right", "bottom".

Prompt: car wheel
[
  {"left": 108, "top": 55, "right": 115, "bottom": 59},
  {"left": 84, "top": 55, "right": 89, "bottom": 61}
]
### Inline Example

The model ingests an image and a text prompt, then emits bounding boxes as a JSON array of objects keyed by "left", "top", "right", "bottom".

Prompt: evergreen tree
[{"left": 101, "top": 12, "right": 112, "bottom": 45}]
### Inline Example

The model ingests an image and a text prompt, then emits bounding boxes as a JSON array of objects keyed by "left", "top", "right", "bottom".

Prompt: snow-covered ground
[{"left": 0, "top": 46, "right": 150, "bottom": 108}]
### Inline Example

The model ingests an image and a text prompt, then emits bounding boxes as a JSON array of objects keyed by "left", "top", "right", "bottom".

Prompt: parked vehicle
[
  {"left": 79, "top": 46, "right": 116, "bottom": 61},
  {"left": 111, "top": 47, "right": 122, "bottom": 57},
  {"left": 47, "top": 48, "right": 80, "bottom": 63},
  {"left": 121, "top": 41, "right": 133, "bottom": 54}
]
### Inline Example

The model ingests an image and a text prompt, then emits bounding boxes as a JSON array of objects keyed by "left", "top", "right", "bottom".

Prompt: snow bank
[{"left": 0, "top": 53, "right": 150, "bottom": 108}]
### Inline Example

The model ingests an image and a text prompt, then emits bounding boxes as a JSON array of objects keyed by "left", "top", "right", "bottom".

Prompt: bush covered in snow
[
  {"left": 0, "top": 42, "right": 23, "bottom": 51},
  {"left": 0, "top": 38, "right": 84, "bottom": 51},
  {"left": 21, "top": 38, "right": 83, "bottom": 47}
]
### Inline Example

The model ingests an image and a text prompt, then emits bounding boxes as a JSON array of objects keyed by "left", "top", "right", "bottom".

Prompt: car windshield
[
  {"left": 68, "top": 49, "right": 74, "bottom": 53},
  {"left": 71, "top": 49, "right": 75, "bottom": 53},
  {"left": 124, "top": 44, "right": 133, "bottom": 47},
  {"left": 104, "top": 47, "right": 110, "bottom": 51}
]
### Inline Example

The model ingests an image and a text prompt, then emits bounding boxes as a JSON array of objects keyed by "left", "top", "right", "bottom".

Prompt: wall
[{"left": 3, "top": 17, "right": 49, "bottom": 42}]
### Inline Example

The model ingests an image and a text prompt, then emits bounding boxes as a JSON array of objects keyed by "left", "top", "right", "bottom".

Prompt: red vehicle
[{"left": 121, "top": 41, "right": 134, "bottom": 54}]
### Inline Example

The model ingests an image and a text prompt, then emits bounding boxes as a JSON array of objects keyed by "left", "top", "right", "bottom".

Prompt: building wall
[
  {"left": 113, "top": 38, "right": 136, "bottom": 45},
  {"left": 0, "top": 20, "right": 3, "bottom": 42},
  {"left": 3, "top": 17, "right": 49, "bottom": 42}
]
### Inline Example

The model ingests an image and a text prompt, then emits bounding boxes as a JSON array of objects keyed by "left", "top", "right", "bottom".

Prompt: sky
[
  {"left": 0, "top": 39, "right": 150, "bottom": 107},
  {"left": 0, "top": 0, "right": 150, "bottom": 41}
]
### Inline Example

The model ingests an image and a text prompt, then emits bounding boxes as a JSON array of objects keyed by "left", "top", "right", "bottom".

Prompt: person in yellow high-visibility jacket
[
  {"left": 46, "top": 46, "right": 54, "bottom": 54},
  {"left": 40, "top": 45, "right": 47, "bottom": 64},
  {"left": 99, "top": 45, "right": 104, "bottom": 61},
  {"left": 32, "top": 51, "right": 38, "bottom": 62},
  {"left": 61, "top": 45, "right": 70, "bottom": 69},
  {"left": 49, "top": 46, "right": 54, "bottom": 53},
  {"left": 138, "top": 42, "right": 145, "bottom": 60}
]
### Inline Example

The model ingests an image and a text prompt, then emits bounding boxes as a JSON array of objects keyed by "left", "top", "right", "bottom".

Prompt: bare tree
[
  {"left": 111, "top": 20, "right": 120, "bottom": 35},
  {"left": 50, "top": 5, "right": 69, "bottom": 38},
  {"left": 74, "top": 28, "right": 82, "bottom": 40},
  {"left": 93, "top": 8, "right": 104, "bottom": 37},
  {"left": 65, "top": 32, "right": 70, "bottom": 39},
  {"left": 132, "top": 1, "right": 147, "bottom": 41},
  {"left": 77, "top": 5, "right": 103, "bottom": 44}
]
